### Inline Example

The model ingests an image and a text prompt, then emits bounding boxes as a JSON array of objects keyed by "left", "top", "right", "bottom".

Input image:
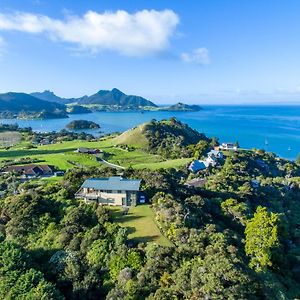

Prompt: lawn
[
  {"left": 109, "top": 204, "right": 172, "bottom": 246},
  {"left": 0, "top": 135, "right": 190, "bottom": 171},
  {"left": 134, "top": 157, "right": 191, "bottom": 170}
]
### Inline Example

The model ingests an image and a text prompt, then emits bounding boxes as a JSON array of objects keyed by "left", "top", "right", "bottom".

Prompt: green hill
[
  {"left": 114, "top": 124, "right": 149, "bottom": 148},
  {"left": 114, "top": 117, "right": 209, "bottom": 158}
]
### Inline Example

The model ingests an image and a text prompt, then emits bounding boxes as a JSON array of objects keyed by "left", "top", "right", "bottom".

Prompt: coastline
[{"left": 0, "top": 105, "right": 299, "bottom": 160}]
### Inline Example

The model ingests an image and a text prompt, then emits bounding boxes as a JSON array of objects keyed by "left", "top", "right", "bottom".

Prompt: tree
[
  {"left": 296, "top": 153, "right": 300, "bottom": 165},
  {"left": 109, "top": 250, "right": 142, "bottom": 280},
  {"left": 245, "top": 206, "right": 280, "bottom": 272},
  {"left": 195, "top": 140, "right": 209, "bottom": 157},
  {"left": 221, "top": 198, "right": 249, "bottom": 225},
  {"left": 86, "top": 240, "right": 109, "bottom": 268},
  {"left": 7, "top": 269, "right": 63, "bottom": 300}
]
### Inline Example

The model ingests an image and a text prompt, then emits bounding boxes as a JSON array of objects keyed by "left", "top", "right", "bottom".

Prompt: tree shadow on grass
[
  {"left": 130, "top": 235, "right": 160, "bottom": 244},
  {"left": 125, "top": 226, "right": 136, "bottom": 235},
  {"left": 113, "top": 213, "right": 143, "bottom": 224}
]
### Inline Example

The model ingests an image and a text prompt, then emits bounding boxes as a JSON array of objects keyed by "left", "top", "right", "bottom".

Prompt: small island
[
  {"left": 66, "top": 120, "right": 100, "bottom": 130},
  {"left": 161, "top": 102, "right": 203, "bottom": 112}
]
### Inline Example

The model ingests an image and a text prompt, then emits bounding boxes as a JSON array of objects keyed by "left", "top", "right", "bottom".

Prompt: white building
[{"left": 219, "top": 143, "right": 238, "bottom": 151}]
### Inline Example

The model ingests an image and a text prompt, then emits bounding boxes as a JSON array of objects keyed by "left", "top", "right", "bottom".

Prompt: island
[
  {"left": 160, "top": 102, "right": 203, "bottom": 111},
  {"left": 66, "top": 120, "right": 100, "bottom": 130}
]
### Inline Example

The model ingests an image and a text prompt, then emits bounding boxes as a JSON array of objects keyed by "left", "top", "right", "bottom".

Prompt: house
[
  {"left": 75, "top": 176, "right": 143, "bottom": 206},
  {"left": 76, "top": 147, "right": 102, "bottom": 155},
  {"left": 188, "top": 160, "right": 210, "bottom": 172},
  {"left": 40, "top": 138, "right": 51, "bottom": 145},
  {"left": 207, "top": 150, "right": 224, "bottom": 159},
  {"left": 3, "top": 164, "right": 53, "bottom": 177},
  {"left": 219, "top": 143, "right": 238, "bottom": 151},
  {"left": 206, "top": 155, "right": 218, "bottom": 167}
]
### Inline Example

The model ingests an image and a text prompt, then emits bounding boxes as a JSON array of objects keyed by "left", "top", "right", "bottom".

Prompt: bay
[{"left": 0, "top": 105, "right": 299, "bottom": 160}]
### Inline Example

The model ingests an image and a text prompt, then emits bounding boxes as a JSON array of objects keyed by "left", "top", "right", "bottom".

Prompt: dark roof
[
  {"left": 4, "top": 164, "right": 52, "bottom": 175},
  {"left": 77, "top": 147, "right": 101, "bottom": 154},
  {"left": 81, "top": 176, "right": 141, "bottom": 191}
]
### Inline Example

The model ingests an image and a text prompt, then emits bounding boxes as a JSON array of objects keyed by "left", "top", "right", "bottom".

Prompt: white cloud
[
  {"left": 0, "top": 9, "right": 179, "bottom": 56},
  {"left": 181, "top": 47, "right": 210, "bottom": 65}
]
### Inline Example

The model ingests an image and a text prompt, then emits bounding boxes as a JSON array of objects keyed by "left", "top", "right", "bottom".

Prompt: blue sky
[{"left": 0, "top": 0, "right": 300, "bottom": 104}]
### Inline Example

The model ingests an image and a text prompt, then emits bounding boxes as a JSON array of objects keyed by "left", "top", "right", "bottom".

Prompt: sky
[{"left": 0, "top": 0, "right": 300, "bottom": 104}]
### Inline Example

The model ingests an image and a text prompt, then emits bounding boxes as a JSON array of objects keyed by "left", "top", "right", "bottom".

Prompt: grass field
[
  {"left": 109, "top": 204, "right": 172, "bottom": 246},
  {"left": 0, "top": 135, "right": 190, "bottom": 171}
]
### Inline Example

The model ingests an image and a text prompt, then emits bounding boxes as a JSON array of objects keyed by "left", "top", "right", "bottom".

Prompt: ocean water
[{"left": 0, "top": 105, "right": 299, "bottom": 160}]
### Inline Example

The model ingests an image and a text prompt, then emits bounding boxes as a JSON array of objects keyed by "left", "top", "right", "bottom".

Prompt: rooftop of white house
[{"left": 81, "top": 176, "right": 141, "bottom": 191}]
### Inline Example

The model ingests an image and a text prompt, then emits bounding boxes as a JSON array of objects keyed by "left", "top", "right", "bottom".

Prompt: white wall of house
[
  {"left": 100, "top": 191, "right": 127, "bottom": 206},
  {"left": 82, "top": 188, "right": 128, "bottom": 206}
]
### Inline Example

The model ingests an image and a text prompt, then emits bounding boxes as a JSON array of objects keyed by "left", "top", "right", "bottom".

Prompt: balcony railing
[{"left": 75, "top": 193, "right": 100, "bottom": 199}]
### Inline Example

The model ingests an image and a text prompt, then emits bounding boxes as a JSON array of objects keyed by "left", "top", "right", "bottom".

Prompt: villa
[
  {"left": 219, "top": 143, "right": 238, "bottom": 151},
  {"left": 189, "top": 149, "right": 224, "bottom": 172},
  {"left": 207, "top": 149, "right": 224, "bottom": 159},
  {"left": 75, "top": 176, "right": 143, "bottom": 206},
  {"left": 3, "top": 164, "right": 53, "bottom": 177}
]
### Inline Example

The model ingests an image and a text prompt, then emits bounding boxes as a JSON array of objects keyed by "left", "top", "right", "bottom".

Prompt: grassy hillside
[
  {"left": 0, "top": 118, "right": 205, "bottom": 171},
  {"left": 0, "top": 134, "right": 190, "bottom": 171},
  {"left": 114, "top": 117, "right": 209, "bottom": 159},
  {"left": 113, "top": 124, "right": 149, "bottom": 148}
]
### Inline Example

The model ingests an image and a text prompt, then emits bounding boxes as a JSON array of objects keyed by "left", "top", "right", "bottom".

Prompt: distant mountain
[
  {"left": 162, "top": 102, "right": 203, "bottom": 111},
  {"left": 0, "top": 89, "right": 203, "bottom": 118},
  {"left": 31, "top": 90, "right": 75, "bottom": 104},
  {"left": 0, "top": 92, "right": 67, "bottom": 119},
  {"left": 77, "top": 88, "right": 157, "bottom": 108}
]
